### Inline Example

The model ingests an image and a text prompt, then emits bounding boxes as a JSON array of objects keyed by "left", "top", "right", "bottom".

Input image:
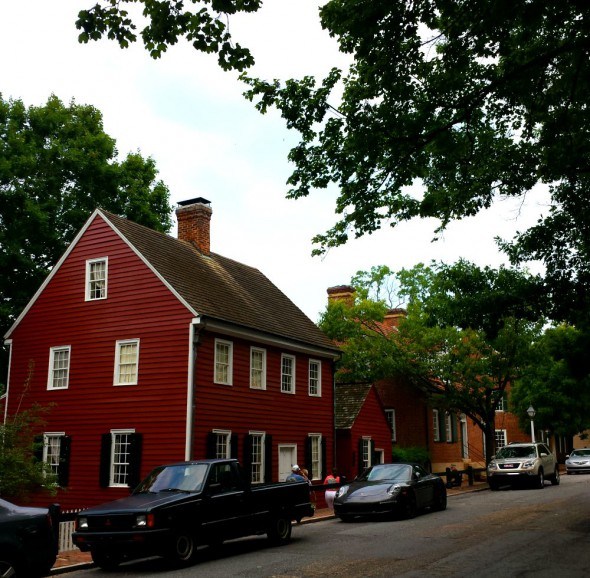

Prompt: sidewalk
[{"left": 51, "top": 480, "right": 488, "bottom": 573}]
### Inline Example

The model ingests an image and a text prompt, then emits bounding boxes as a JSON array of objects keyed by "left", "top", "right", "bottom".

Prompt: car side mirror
[
  {"left": 540, "top": 452, "right": 548, "bottom": 457},
  {"left": 207, "top": 482, "right": 222, "bottom": 495},
  {"left": 566, "top": 454, "right": 570, "bottom": 458}
]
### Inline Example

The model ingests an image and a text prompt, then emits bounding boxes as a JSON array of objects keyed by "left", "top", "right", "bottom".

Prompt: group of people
[{"left": 286, "top": 465, "right": 341, "bottom": 510}]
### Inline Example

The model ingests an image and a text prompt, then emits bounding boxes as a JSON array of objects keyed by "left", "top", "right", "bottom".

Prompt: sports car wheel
[
  {"left": 432, "top": 488, "right": 447, "bottom": 511},
  {"left": 401, "top": 494, "right": 417, "bottom": 519}
]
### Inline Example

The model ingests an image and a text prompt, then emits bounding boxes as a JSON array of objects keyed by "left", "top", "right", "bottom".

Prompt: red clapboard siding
[{"left": 7, "top": 216, "right": 194, "bottom": 509}]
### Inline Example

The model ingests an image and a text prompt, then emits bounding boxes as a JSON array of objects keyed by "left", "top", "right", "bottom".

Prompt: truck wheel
[
  {"left": 267, "top": 514, "right": 292, "bottom": 545},
  {"left": 91, "top": 549, "right": 122, "bottom": 571},
  {"left": 0, "top": 555, "right": 21, "bottom": 578},
  {"left": 167, "top": 533, "right": 198, "bottom": 566}
]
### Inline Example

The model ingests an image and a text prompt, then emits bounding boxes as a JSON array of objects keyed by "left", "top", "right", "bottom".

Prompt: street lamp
[{"left": 527, "top": 405, "right": 536, "bottom": 443}]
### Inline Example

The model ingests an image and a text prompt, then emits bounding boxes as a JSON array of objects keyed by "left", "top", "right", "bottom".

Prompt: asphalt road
[{"left": 65, "top": 473, "right": 590, "bottom": 577}]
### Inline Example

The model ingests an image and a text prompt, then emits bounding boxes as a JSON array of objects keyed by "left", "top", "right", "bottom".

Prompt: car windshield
[
  {"left": 134, "top": 464, "right": 208, "bottom": 494},
  {"left": 357, "top": 464, "right": 412, "bottom": 482},
  {"left": 496, "top": 446, "right": 536, "bottom": 459},
  {"left": 571, "top": 449, "right": 590, "bottom": 457}
]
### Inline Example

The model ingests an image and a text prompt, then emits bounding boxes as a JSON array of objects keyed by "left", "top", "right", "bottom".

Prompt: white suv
[{"left": 487, "top": 442, "right": 560, "bottom": 490}]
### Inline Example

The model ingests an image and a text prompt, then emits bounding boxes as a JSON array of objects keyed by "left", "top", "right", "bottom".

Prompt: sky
[{"left": 0, "top": 1, "right": 549, "bottom": 322}]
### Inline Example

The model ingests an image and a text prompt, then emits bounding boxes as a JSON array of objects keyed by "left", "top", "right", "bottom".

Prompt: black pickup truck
[{"left": 72, "top": 458, "right": 313, "bottom": 569}]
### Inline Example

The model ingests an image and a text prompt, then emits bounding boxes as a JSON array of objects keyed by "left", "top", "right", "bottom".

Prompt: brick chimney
[
  {"left": 327, "top": 285, "right": 356, "bottom": 307},
  {"left": 383, "top": 308, "right": 407, "bottom": 330},
  {"left": 176, "top": 197, "right": 212, "bottom": 254}
]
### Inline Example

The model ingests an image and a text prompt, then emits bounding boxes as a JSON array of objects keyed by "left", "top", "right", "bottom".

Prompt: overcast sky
[{"left": 1, "top": 1, "right": 548, "bottom": 322}]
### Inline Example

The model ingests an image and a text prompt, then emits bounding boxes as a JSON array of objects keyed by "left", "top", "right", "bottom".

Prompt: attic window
[{"left": 86, "top": 258, "right": 108, "bottom": 301}]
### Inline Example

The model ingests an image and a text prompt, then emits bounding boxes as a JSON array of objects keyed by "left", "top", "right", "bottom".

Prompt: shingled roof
[
  {"left": 334, "top": 383, "right": 373, "bottom": 429},
  {"left": 100, "top": 210, "right": 338, "bottom": 354}
]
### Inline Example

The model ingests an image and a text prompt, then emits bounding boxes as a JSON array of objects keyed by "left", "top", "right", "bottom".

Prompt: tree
[
  {"left": 321, "top": 261, "right": 544, "bottom": 462},
  {"left": 76, "top": 0, "right": 261, "bottom": 70},
  {"left": 0, "top": 94, "right": 172, "bottom": 387},
  {"left": 0, "top": 403, "right": 57, "bottom": 501},
  {"left": 242, "top": 1, "right": 590, "bottom": 323},
  {"left": 510, "top": 324, "right": 590, "bottom": 440}
]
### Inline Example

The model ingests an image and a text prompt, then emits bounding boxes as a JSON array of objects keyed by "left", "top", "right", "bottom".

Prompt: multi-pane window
[
  {"left": 43, "top": 433, "right": 64, "bottom": 475},
  {"left": 433, "top": 409, "right": 440, "bottom": 442},
  {"left": 281, "top": 354, "right": 295, "bottom": 394},
  {"left": 495, "top": 429, "right": 507, "bottom": 450},
  {"left": 308, "top": 360, "right": 321, "bottom": 396},
  {"left": 86, "top": 258, "right": 108, "bottom": 300},
  {"left": 214, "top": 430, "right": 231, "bottom": 459},
  {"left": 215, "top": 340, "right": 233, "bottom": 385},
  {"left": 114, "top": 340, "right": 139, "bottom": 385},
  {"left": 385, "top": 409, "right": 397, "bottom": 442},
  {"left": 111, "top": 430, "right": 133, "bottom": 486},
  {"left": 250, "top": 347, "right": 266, "bottom": 390},
  {"left": 309, "top": 434, "right": 322, "bottom": 480},
  {"left": 250, "top": 432, "right": 265, "bottom": 484},
  {"left": 48, "top": 346, "right": 71, "bottom": 390},
  {"left": 495, "top": 393, "right": 507, "bottom": 412},
  {"left": 361, "top": 437, "right": 372, "bottom": 470}
]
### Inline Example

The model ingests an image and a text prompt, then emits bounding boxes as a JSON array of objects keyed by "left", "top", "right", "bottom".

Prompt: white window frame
[
  {"left": 385, "top": 409, "right": 396, "bottom": 442},
  {"left": 309, "top": 433, "right": 322, "bottom": 480},
  {"left": 281, "top": 354, "right": 296, "bottom": 394},
  {"left": 433, "top": 409, "right": 440, "bottom": 442},
  {"left": 213, "top": 429, "right": 232, "bottom": 459},
  {"left": 250, "top": 347, "right": 266, "bottom": 390},
  {"left": 445, "top": 412, "right": 453, "bottom": 443},
  {"left": 110, "top": 429, "right": 135, "bottom": 487},
  {"left": 495, "top": 394, "right": 506, "bottom": 412},
  {"left": 495, "top": 429, "right": 507, "bottom": 450},
  {"left": 43, "top": 432, "right": 65, "bottom": 475},
  {"left": 114, "top": 339, "right": 140, "bottom": 386},
  {"left": 249, "top": 431, "right": 266, "bottom": 484},
  {"left": 214, "top": 339, "right": 233, "bottom": 385},
  {"left": 361, "top": 437, "right": 372, "bottom": 470},
  {"left": 47, "top": 346, "right": 71, "bottom": 390},
  {"left": 85, "top": 257, "right": 108, "bottom": 301},
  {"left": 308, "top": 359, "right": 321, "bottom": 397}
]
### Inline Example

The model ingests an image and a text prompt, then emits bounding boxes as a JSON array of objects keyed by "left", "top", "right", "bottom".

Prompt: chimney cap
[{"left": 178, "top": 197, "right": 211, "bottom": 207}]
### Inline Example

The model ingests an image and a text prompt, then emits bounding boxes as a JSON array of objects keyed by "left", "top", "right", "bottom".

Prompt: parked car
[
  {"left": 333, "top": 463, "right": 447, "bottom": 521},
  {"left": 487, "top": 442, "right": 560, "bottom": 490},
  {"left": 72, "top": 458, "right": 314, "bottom": 570},
  {"left": 0, "top": 498, "right": 58, "bottom": 577},
  {"left": 565, "top": 448, "right": 590, "bottom": 474}
]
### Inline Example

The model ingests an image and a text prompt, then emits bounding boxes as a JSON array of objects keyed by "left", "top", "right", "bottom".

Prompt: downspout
[
  {"left": 2, "top": 339, "right": 12, "bottom": 424},
  {"left": 185, "top": 317, "right": 203, "bottom": 461}
]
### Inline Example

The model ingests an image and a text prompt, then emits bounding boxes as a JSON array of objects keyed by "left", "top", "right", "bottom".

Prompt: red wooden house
[
  {"left": 3, "top": 198, "right": 340, "bottom": 510},
  {"left": 334, "top": 383, "right": 392, "bottom": 482}
]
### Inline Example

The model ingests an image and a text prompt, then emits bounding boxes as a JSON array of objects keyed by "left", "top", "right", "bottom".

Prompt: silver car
[{"left": 565, "top": 448, "right": 590, "bottom": 474}]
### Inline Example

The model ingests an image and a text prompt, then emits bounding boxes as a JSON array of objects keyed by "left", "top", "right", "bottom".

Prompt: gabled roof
[
  {"left": 335, "top": 383, "right": 373, "bottom": 429},
  {"left": 99, "top": 211, "right": 338, "bottom": 354}
]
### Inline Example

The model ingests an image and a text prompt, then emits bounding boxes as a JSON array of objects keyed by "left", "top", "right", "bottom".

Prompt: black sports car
[{"left": 333, "top": 463, "right": 447, "bottom": 521}]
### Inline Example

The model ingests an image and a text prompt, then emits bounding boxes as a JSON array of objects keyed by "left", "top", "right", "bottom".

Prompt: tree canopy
[
  {"left": 242, "top": 1, "right": 590, "bottom": 323},
  {"left": 76, "top": 0, "right": 261, "bottom": 70},
  {"left": 0, "top": 94, "right": 172, "bottom": 388},
  {"left": 321, "top": 262, "right": 545, "bottom": 460},
  {"left": 510, "top": 324, "right": 590, "bottom": 438}
]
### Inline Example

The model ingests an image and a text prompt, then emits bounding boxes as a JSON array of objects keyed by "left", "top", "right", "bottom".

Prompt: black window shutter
[
  {"left": 243, "top": 434, "right": 253, "bottom": 481},
  {"left": 305, "top": 436, "right": 313, "bottom": 479},
  {"left": 33, "top": 435, "right": 43, "bottom": 463},
  {"left": 371, "top": 439, "right": 379, "bottom": 465},
  {"left": 264, "top": 434, "right": 273, "bottom": 483},
  {"left": 230, "top": 433, "right": 238, "bottom": 459},
  {"left": 128, "top": 433, "right": 143, "bottom": 489},
  {"left": 321, "top": 437, "right": 327, "bottom": 481},
  {"left": 439, "top": 414, "right": 446, "bottom": 442},
  {"left": 451, "top": 415, "right": 458, "bottom": 443},
  {"left": 58, "top": 435, "right": 71, "bottom": 487},
  {"left": 99, "top": 434, "right": 112, "bottom": 488},
  {"left": 206, "top": 432, "right": 216, "bottom": 458}
]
